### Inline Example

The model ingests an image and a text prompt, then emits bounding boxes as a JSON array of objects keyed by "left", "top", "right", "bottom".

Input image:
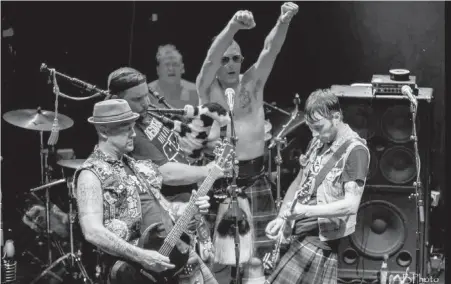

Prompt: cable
[{"left": 128, "top": 1, "right": 136, "bottom": 66}]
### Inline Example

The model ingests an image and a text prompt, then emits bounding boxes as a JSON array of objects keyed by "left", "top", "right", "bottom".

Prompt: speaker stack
[{"left": 331, "top": 70, "right": 434, "bottom": 282}]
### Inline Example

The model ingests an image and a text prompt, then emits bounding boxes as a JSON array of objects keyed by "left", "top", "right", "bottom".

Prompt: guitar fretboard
[{"left": 159, "top": 165, "right": 222, "bottom": 256}]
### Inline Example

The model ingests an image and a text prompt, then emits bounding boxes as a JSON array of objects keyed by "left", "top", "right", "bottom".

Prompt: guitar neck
[{"left": 159, "top": 166, "right": 222, "bottom": 255}]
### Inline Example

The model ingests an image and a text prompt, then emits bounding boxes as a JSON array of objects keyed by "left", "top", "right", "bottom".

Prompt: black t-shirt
[
  {"left": 293, "top": 144, "right": 369, "bottom": 250},
  {"left": 131, "top": 117, "right": 197, "bottom": 198}
]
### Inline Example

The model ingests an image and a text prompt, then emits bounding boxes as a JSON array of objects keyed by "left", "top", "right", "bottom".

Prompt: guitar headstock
[{"left": 213, "top": 138, "right": 235, "bottom": 170}]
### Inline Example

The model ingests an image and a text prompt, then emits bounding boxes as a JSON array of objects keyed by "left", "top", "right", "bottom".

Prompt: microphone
[
  {"left": 225, "top": 88, "right": 235, "bottom": 112},
  {"left": 401, "top": 85, "right": 418, "bottom": 106},
  {"left": 147, "top": 104, "right": 198, "bottom": 118}
]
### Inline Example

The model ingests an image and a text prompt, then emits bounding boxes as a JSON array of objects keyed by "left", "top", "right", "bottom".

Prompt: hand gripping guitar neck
[{"left": 110, "top": 140, "right": 234, "bottom": 284}]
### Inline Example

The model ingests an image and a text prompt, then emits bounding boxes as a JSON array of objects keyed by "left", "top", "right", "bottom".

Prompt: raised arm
[
  {"left": 76, "top": 170, "right": 174, "bottom": 272},
  {"left": 196, "top": 10, "right": 255, "bottom": 104},
  {"left": 247, "top": 2, "right": 298, "bottom": 100}
]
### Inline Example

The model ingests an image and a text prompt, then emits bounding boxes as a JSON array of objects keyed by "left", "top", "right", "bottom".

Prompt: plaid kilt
[
  {"left": 206, "top": 173, "right": 278, "bottom": 259},
  {"left": 265, "top": 238, "right": 338, "bottom": 284}
]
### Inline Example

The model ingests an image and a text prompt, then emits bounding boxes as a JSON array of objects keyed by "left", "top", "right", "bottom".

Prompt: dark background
[{"left": 1, "top": 0, "right": 446, "bottom": 264}]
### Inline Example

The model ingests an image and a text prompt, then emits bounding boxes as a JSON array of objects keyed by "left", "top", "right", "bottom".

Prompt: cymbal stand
[
  {"left": 39, "top": 130, "right": 53, "bottom": 266},
  {"left": 66, "top": 180, "right": 93, "bottom": 283},
  {"left": 273, "top": 137, "right": 287, "bottom": 212}
]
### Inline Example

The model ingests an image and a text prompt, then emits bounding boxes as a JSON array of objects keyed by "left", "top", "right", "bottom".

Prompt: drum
[{"left": 22, "top": 204, "right": 70, "bottom": 240}]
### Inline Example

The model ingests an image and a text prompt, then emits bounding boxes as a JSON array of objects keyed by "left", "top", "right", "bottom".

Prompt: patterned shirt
[{"left": 74, "top": 146, "right": 165, "bottom": 244}]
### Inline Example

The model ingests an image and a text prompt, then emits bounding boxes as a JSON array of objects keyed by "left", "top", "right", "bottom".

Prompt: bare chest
[{"left": 208, "top": 81, "right": 260, "bottom": 118}]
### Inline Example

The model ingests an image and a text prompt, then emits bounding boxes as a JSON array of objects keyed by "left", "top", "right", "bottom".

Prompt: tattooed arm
[
  {"left": 293, "top": 181, "right": 364, "bottom": 219},
  {"left": 290, "top": 146, "right": 369, "bottom": 219},
  {"left": 76, "top": 170, "right": 174, "bottom": 272},
  {"left": 196, "top": 11, "right": 253, "bottom": 104},
  {"left": 76, "top": 170, "right": 143, "bottom": 261}
]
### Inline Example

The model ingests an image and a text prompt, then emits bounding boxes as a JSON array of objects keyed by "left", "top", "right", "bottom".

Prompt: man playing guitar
[{"left": 75, "top": 99, "right": 224, "bottom": 283}]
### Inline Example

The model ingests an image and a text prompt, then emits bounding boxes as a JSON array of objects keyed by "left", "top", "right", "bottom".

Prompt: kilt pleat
[{"left": 265, "top": 238, "right": 338, "bottom": 284}]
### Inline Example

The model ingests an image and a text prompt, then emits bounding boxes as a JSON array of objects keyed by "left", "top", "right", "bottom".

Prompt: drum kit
[{"left": 3, "top": 107, "right": 92, "bottom": 283}]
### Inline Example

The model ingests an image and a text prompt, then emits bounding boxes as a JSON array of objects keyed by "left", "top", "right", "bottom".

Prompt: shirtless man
[
  {"left": 196, "top": 2, "right": 298, "bottom": 261},
  {"left": 148, "top": 44, "right": 199, "bottom": 109}
]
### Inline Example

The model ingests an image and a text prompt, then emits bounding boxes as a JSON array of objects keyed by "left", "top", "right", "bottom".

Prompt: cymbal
[
  {"left": 272, "top": 111, "right": 306, "bottom": 139},
  {"left": 3, "top": 108, "right": 74, "bottom": 131},
  {"left": 57, "top": 159, "right": 85, "bottom": 170}
]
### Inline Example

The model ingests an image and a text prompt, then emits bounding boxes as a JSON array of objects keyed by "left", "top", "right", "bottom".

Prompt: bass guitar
[{"left": 110, "top": 139, "right": 234, "bottom": 284}]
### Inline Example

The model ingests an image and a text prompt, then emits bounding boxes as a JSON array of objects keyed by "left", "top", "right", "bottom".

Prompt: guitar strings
[{"left": 159, "top": 168, "right": 220, "bottom": 256}]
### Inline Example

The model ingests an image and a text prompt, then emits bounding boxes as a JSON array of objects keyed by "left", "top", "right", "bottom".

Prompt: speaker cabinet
[
  {"left": 331, "top": 85, "right": 434, "bottom": 280},
  {"left": 337, "top": 187, "right": 418, "bottom": 280}
]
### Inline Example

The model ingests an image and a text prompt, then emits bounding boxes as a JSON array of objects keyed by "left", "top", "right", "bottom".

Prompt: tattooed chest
[{"left": 238, "top": 88, "right": 252, "bottom": 110}]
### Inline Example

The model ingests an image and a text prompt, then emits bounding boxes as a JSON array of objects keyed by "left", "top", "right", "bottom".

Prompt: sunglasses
[{"left": 221, "top": 55, "right": 244, "bottom": 65}]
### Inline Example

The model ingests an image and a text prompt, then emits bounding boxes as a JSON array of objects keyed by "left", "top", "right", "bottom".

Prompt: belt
[{"left": 178, "top": 261, "right": 200, "bottom": 278}]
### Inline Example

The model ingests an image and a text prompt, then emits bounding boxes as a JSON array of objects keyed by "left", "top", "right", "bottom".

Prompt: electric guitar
[{"left": 110, "top": 139, "right": 234, "bottom": 284}]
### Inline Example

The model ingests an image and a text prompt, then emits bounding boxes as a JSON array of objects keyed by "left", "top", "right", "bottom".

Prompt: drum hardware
[
  {"left": 272, "top": 138, "right": 287, "bottom": 212},
  {"left": 28, "top": 179, "right": 92, "bottom": 284},
  {"left": 267, "top": 94, "right": 304, "bottom": 211},
  {"left": 3, "top": 107, "right": 74, "bottom": 266},
  {"left": 263, "top": 101, "right": 290, "bottom": 116},
  {"left": 268, "top": 94, "right": 302, "bottom": 150}
]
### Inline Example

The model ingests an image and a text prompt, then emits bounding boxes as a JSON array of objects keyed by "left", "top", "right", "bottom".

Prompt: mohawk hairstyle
[{"left": 304, "top": 89, "right": 342, "bottom": 124}]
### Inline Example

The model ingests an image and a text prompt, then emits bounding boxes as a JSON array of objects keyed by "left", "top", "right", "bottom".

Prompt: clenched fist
[
  {"left": 280, "top": 2, "right": 299, "bottom": 23},
  {"left": 230, "top": 10, "right": 256, "bottom": 30}
]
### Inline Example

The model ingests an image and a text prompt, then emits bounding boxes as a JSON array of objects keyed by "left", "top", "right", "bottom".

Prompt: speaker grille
[
  {"left": 343, "top": 104, "right": 376, "bottom": 140},
  {"left": 381, "top": 105, "right": 419, "bottom": 144},
  {"left": 350, "top": 200, "right": 408, "bottom": 260},
  {"left": 379, "top": 146, "right": 416, "bottom": 184}
]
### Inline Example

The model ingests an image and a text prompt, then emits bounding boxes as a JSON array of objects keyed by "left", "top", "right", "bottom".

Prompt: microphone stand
[
  {"left": 408, "top": 99, "right": 424, "bottom": 283},
  {"left": 227, "top": 108, "right": 241, "bottom": 284}
]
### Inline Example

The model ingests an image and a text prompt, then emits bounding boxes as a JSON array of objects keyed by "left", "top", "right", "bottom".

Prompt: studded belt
[{"left": 178, "top": 261, "right": 200, "bottom": 278}]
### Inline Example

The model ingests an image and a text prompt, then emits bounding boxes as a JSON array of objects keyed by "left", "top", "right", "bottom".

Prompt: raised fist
[
  {"left": 230, "top": 10, "right": 256, "bottom": 30},
  {"left": 280, "top": 2, "right": 299, "bottom": 23}
]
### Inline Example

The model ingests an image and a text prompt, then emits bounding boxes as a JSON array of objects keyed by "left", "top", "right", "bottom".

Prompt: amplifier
[{"left": 371, "top": 69, "right": 418, "bottom": 95}]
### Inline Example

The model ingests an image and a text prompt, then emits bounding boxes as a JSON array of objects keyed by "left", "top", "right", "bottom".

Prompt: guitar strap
[
  {"left": 309, "top": 137, "right": 361, "bottom": 195},
  {"left": 125, "top": 156, "right": 175, "bottom": 234}
]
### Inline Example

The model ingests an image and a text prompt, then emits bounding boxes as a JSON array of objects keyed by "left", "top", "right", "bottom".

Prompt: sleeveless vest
[{"left": 298, "top": 124, "right": 370, "bottom": 241}]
